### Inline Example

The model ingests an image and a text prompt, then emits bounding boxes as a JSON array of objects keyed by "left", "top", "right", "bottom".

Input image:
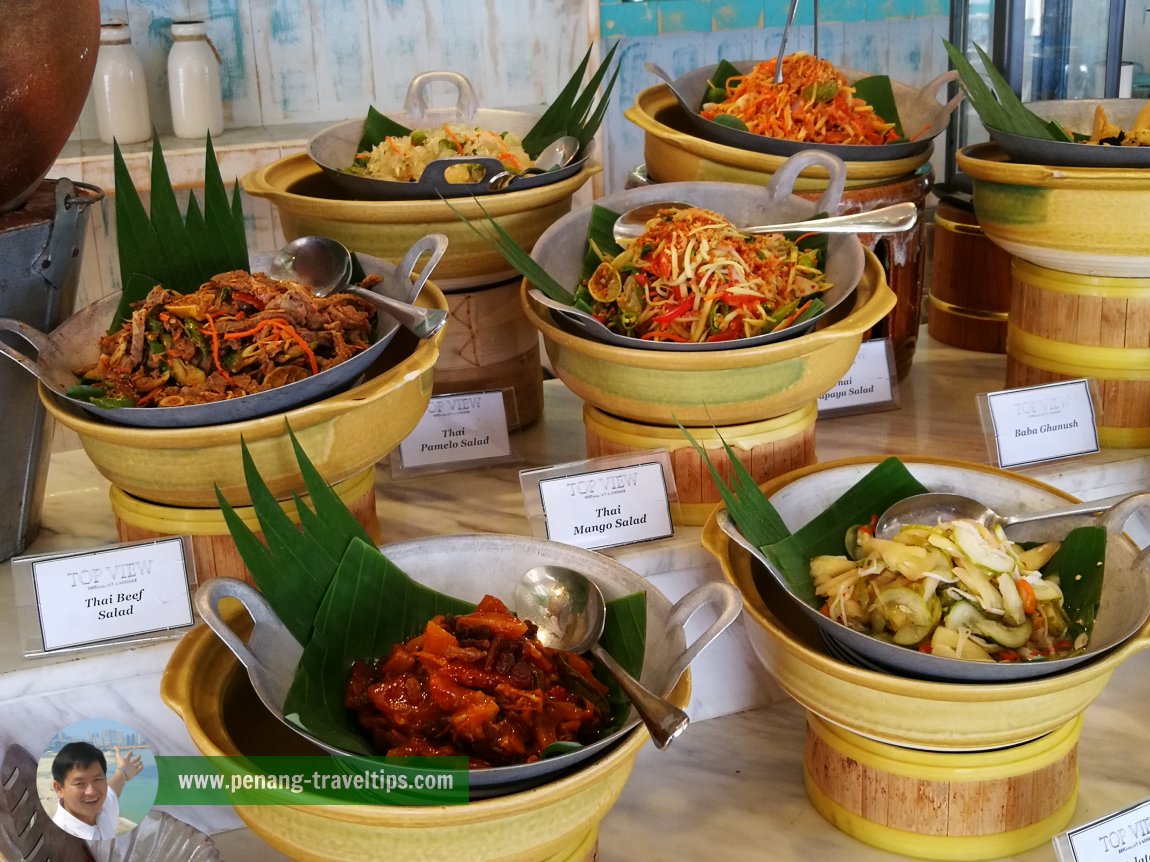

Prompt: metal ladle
[
  {"left": 873, "top": 491, "right": 1146, "bottom": 540},
  {"left": 515, "top": 565, "right": 690, "bottom": 750},
  {"left": 613, "top": 200, "right": 918, "bottom": 245},
  {"left": 270, "top": 235, "right": 448, "bottom": 340},
  {"left": 487, "top": 135, "right": 580, "bottom": 191},
  {"left": 525, "top": 289, "right": 619, "bottom": 340}
]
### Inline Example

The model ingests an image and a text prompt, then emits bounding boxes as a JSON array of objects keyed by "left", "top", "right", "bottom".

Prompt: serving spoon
[
  {"left": 612, "top": 200, "right": 918, "bottom": 245},
  {"left": 515, "top": 565, "right": 690, "bottom": 750},
  {"left": 487, "top": 135, "right": 580, "bottom": 191},
  {"left": 526, "top": 289, "right": 620, "bottom": 340},
  {"left": 873, "top": 491, "right": 1146, "bottom": 540},
  {"left": 270, "top": 235, "right": 449, "bottom": 340}
]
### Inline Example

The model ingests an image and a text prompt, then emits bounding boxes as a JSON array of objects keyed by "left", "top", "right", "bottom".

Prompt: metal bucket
[{"left": 0, "top": 178, "right": 102, "bottom": 560}]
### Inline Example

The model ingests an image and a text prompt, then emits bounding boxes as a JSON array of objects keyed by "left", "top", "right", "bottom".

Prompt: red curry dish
[
  {"left": 77, "top": 270, "right": 377, "bottom": 408},
  {"left": 344, "top": 595, "right": 612, "bottom": 766}
]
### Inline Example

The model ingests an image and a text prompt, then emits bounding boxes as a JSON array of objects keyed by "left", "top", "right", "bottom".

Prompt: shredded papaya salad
[
  {"left": 701, "top": 55, "right": 900, "bottom": 145},
  {"left": 582, "top": 206, "right": 831, "bottom": 344}
]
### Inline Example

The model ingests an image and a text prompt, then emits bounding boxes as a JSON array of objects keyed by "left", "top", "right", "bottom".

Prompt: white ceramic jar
[
  {"left": 167, "top": 19, "right": 224, "bottom": 139},
  {"left": 92, "top": 21, "right": 152, "bottom": 145}
]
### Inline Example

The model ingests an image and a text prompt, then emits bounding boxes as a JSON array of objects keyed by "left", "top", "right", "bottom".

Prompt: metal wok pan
[
  {"left": 0, "top": 237, "right": 446, "bottom": 429},
  {"left": 308, "top": 71, "right": 590, "bottom": 200},
  {"left": 528, "top": 149, "right": 866, "bottom": 352},
  {"left": 647, "top": 61, "right": 961, "bottom": 162},
  {"left": 194, "top": 534, "right": 742, "bottom": 798},
  {"left": 987, "top": 99, "right": 1150, "bottom": 168},
  {"left": 715, "top": 459, "right": 1150, "bottom": 684}
]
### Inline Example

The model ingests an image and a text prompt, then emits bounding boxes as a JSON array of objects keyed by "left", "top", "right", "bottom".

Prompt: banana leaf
[
  {"left": 446, "top": 196, "right": 578, "bottom": 305},
  {"left": 942, "top": 39, "right": 1072, "bottom": 141},
  {"left": 1043, "top": 525, "right": 1107, "bottom": 638},
  {"left": 684, "top": 436, "right": 928, "bottom": 606},
  {"left": 219, "top": 426, "right": 648, "bottom": 758},
  {"left": 356, "top": 106, "right": 414, "bottom": 152},
  {"left": 112, "top": 133, "right": 249, "bottom": 329},
  {"left": 761, "top": 459, "right": 928, "bottom": 606}
]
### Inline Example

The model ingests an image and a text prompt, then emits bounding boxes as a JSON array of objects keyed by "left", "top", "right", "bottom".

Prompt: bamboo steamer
[
  {"left": 804, "top": 712, "right": 1080, "bottom": 860},
  {"left": 436, "top": 277, "right": 543, "bottom": 429},
  {"left": 110, "top": 468, "right": 381, "bottom": 584},
  {"left": 928, "top": 198, "right": 1012, "bottom": 353},
  {"left": 583, "top": 403, "right": 816, "bottom": 526},
  {"left": 1006, "top": 259, "right": 1150, "bottom": 448}
]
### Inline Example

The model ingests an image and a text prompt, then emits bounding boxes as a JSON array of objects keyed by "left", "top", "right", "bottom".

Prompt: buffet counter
[{"left": 2, "top": 329, "right": 1148, "bottom": 861}]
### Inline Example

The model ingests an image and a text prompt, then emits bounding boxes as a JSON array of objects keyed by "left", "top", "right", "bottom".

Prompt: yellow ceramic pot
[
  {"left": 957, "top": 141, "right": 1150, "bottom": 277},
  {"left": 243, "top": 153, "right": 599, "bottom": 291},
  {"left": 40, "top": 284, "right": 447, "bottom": 507},
  {"left": 625, "top": 85, "right": 933, "bottom": 191},
  {"left": 523, "top": 250, "right": 894, "bottom": 426},
  {"left": 701, "top": 456, "right": 1150, "bottom": 751},
  {"left": 161, "top": 601, "right": 690, "bottom": 862}
]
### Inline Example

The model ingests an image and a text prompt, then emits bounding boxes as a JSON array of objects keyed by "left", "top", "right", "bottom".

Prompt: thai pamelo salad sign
[{"left": 25, "top": 538, "right": 194, "bottom": 652}]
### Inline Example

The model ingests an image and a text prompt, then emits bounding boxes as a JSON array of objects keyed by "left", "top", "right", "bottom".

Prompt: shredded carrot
[
  {"left": 271, "top": 320, "right": 319, "bottom": 375},
  {"left": 701, "top": 54, "right": 900, "bottom": 145},
  {"left": 204, "top": 313, "right": 233, "bottom": 383},
  {"left": 223, "top": 319, "right": 280, "bottom": 341},
  {"left": 443, "top": 123, "right": 464, "bottom": 154}
]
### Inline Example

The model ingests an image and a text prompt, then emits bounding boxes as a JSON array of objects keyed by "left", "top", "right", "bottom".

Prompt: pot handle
[
  {"left": 194, "top": 578, "right": 303, "bottom": 712},
  {"left": 403, "top": 71, "right": 479, "bottom": 122},
  {"left": 916, "top": 69, "right": 965, "bottom": 125},
  {"left": 0, "top": 317, "right": 78, "bottom": 393},
  {"left": 664, "top": 581, "right": 743, "bottom": 683},
  {"left": 763, "top": 150, "right": 847, "bottom": 217},
  {"left": 384, "top": 232, "right": 449, "bottom": 302}
]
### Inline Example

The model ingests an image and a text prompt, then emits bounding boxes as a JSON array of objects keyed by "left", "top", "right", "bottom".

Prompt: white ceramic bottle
[
  {"left": 167, "top": 19, "right": 224, "bottom": 139},
  {"left": 92, "top": 21, "right": 152, "bottom": 145}
]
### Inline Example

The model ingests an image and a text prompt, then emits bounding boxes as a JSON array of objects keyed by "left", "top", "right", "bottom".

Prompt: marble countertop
[{"left": 3, "top": 330, "right": 1149, "bottom": 861}]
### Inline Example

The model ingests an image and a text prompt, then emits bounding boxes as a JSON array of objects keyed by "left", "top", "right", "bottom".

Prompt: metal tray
[
  {"left": 308, "top": 71, "right": 589, "bottom": 200},
  {"left": 647, "top": 60, "right": 960, "bottom": 162},
  {"left": 0, "top": 239, "right": 444, "bottom": 429},
  {"left": 986, "top": 98, "right": 1150, "bottom": 168}
]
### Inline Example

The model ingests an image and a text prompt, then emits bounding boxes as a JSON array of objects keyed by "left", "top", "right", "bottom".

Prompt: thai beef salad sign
[{"left": 20, "top": 538, "right": 194, "bottom": 653}]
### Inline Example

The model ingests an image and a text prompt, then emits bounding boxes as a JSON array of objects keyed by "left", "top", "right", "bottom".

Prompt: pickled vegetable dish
[
  {"left": 701, "top": 55, "right": 900, "bottom": 145},
  {"left": 811, "top": 518, "right": 1085, "bottom": 663},
  {"left": 73, "top": 271, "right": 376, "bottom": 408},
  {"left": 349, "top": 124, "right": 531, "bottom": 184},
  {"left": 344, "top": 595, "right": 611, "bottom": 766},
  {"left": 585, "top": 206, "right": 830, "bottom": 343}
]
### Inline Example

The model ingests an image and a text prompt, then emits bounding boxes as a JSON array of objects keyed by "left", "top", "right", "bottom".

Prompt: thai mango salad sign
[
  {"left": 980, "top": 379, "right": 1100, "bottom": 468},
  {"left": 17, "top": 537, "right": 195, "bottom": 654},
  {"left": 520, "top": 451, "right": 676, "bottom": 550}
]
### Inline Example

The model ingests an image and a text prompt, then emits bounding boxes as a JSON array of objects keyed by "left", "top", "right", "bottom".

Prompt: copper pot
[{"left": 0, "top": 0, "right": 100, "bottom": 213}]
